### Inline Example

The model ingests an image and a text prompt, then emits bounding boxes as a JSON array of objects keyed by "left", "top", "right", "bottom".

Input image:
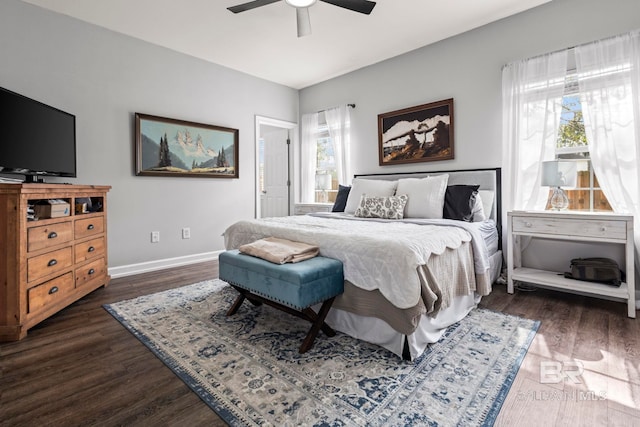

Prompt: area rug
[{"left": 104, "top": 279, "right": 539, "bottom": 427}]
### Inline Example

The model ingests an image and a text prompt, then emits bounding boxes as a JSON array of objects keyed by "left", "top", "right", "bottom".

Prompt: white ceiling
[{"left": 21, "top": 0, "right": 551, "bottom": 89}]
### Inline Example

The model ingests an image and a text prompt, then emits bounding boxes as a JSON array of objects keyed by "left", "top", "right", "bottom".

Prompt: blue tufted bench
[{"left": 218, "top": 249, "right": 344, "bottom": 353}]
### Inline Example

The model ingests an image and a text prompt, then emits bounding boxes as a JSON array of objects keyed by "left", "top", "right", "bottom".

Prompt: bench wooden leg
[
  {"left": 226, "top": 294, "right": 245, "bottom": 316},
  {"left": 225, "top": 286, "right": 338, "bottom": 354},
  {"left": 226, "top": 286, "right": 263, "bottom": 316},
  {"left": 299, "top": 297, "right": 336, "bottom": 354}
]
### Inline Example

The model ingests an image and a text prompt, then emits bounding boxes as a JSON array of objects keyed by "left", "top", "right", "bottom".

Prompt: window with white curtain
[
  {"left": 503, "top": 29, "right": 640, "bottom": 287},
  {"left": 300, "top": 105, "right": 351, "bottom": 204},
  {"left": 554, "top": 70, "right": 612, "bottom": 211},
  {"left": 315, "top": 121, "right": 337, "bottom": 203}
]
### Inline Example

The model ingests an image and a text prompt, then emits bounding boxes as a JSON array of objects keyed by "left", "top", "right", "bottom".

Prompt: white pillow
[
  {"left": 344, "top": 179, "right": 398, "bottom": 214},
  {"left": 395, "top": 174, "right": 449, "bottom": 219},
  {"left": 472, "top": 190, "right": 495, "bottom": 221},
  {"left": 480, "top": 190, "right": 495, "bottom": 219},
  {"left": 471, "top": 196, "right": 486, "bottom": 222}
]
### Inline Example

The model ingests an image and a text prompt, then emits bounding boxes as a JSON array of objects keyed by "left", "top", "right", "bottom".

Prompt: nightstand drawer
[
  {"left": 294, "top": 203, "right": 332, "bottom": 215},
  {"left": 512, "top": 216, "right": 627, "bottom": 239}
]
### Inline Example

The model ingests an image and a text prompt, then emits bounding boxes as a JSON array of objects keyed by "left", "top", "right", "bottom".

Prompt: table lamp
[
  {"left": 542, "top": 160, "right": 577, "bottom": 210},
  {"left": 315, "top": 173, "right": 332, "bottom": 203}
]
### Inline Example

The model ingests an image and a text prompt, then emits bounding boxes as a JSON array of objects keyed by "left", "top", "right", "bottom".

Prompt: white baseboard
[{"left": 108, "top": 251, "right": 222, "bottom": 279}]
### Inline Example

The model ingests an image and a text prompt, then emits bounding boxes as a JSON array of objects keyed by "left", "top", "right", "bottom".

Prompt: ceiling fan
[{"left": 227, "top": 0, "right": 376, "bottom": 37}]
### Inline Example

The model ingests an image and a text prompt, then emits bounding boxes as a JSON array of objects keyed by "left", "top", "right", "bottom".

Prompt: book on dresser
[{"left": 0, "top": 183, "right": 111, "bottom": 341}]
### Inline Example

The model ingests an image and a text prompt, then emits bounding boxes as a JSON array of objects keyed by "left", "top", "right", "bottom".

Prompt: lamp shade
[
  {"left": 541, "top": 161, "right": 577, "bottom": 187},
  {"left": 315, "top": 173, "right": 332, "bottom": 191}
]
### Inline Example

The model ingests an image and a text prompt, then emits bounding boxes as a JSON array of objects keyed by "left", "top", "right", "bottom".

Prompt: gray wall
[
  {"left": 1, "top": 0, "right": 298, "bottom": 271},
  {"left": 3, "top": 0, "right": 640, "bottom": 276},
  {"left": 299, "top": 0, "right": 640, "bottom": 276},
  {"left": 299, "top": 0, "right": 640, "bottom": 178}
]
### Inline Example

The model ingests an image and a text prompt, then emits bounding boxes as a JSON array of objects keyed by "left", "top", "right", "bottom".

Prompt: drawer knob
[
  {"left": 47, "top": 259, "right": 57, "bottom": 267},
  {"left": 88, "top": 268, "right": 95, "bottom": 275},
  {"left": 88, "top": 246, "right": 95, "bottom": 253},
  {"left": 87, "top": 224, "right": 95, "bottom": 230},
  {"left": 48, "top": 231, "right": 58, "bottom": 239},
  {"left": 525, "top": 222, "right": 532, "bottom": 227},
  {"left": 601, "top": 227, "right": 606, "bottom": 231},
  {"left": 48, "top": 286, "right": 59, "bottom": 295}
]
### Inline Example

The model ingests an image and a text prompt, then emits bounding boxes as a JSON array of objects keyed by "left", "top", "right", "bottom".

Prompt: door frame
[{"left": 255, "top": 115, "right": 298, "bottom": 218}]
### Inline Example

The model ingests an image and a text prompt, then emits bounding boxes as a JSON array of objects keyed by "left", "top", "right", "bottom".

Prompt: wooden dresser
[{"left": 0, "top": 183, "right": 111, "bottom": 341}]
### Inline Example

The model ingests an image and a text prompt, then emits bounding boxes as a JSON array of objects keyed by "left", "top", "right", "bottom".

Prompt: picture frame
[
  {"left": 378, "top": 98, "right": 454, "bottom": 166},
  {"left": 135, "top": 113, "right": 239, "bottom": 178}
]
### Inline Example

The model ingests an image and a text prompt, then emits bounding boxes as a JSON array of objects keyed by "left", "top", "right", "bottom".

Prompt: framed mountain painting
[{"left": 135, "top": 113, "right": 239, "bottom": 178}]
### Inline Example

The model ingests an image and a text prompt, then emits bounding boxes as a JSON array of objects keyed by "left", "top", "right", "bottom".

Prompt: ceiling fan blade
[
  {"left": 227, "top": 0, "right": 281, "bottom": 13},
  {"left": 320, "top": 0, "right": 376, "bottom": 15},
  {"left": 296, "top": 7, "right": 312, "bottom": 37}
]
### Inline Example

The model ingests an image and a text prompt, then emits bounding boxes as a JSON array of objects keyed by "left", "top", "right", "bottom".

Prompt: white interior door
[
  {"left": 261, "top": 128, "right": 290, "bottom": 218},
  {"left": 255, "top": 116, "right": 297, "bottom": 219}
]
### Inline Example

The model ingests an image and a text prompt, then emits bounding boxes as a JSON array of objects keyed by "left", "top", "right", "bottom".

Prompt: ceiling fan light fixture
[{"left": 285, "top": 0, "right": 317, "bottom": 8}]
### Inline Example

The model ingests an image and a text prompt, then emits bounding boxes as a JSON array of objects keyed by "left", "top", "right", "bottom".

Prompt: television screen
[{"left": 0, "top": 86, "right": 76, "bottom": 182}]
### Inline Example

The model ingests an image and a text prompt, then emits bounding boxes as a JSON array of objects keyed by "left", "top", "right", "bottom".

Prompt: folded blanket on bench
[{"left": 239, "top": 236, "right": 319, "bottom": 264}]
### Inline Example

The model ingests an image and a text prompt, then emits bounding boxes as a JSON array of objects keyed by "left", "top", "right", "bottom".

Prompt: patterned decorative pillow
[{"left": 354, "top": 194, "right": 409, "bottom": 219}]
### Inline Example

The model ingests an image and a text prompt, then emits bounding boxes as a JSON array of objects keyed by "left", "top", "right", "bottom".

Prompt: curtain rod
[
  {"left": 317, "top": 103, "right": 355, "bottom": 114},
  {"left": 501, "top": 28, "right": 637, "bottom": 70}
]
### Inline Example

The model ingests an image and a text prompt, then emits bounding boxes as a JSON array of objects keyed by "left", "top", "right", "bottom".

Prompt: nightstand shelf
[
  {"left": 511, "top": 267, "right": 630, "bottom": 300},
  {"left": 507, "top": 210, "right": 636, "bottom": 318}
]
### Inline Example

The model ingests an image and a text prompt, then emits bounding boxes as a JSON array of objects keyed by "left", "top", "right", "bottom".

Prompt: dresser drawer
[
  {"left": 75, "top": 237, "right": 105, "bottom": 264},
  {"left": 27, "top": 221, "right": 73, "bottom": 252},
  {"left": 76, "top": 258, "right": 107, "bottom": 288},
  {"left": 27, "top": 247, "right": 73, "bottom": 283},
  {"left": 75, "top": 216, "right": 104, "bottom": 239},
  {"left": 27, "top": 273, "right": 74, "bottom": 314},
  {"left": 511, "top": 216, "right": 627, "bottom": 239}
]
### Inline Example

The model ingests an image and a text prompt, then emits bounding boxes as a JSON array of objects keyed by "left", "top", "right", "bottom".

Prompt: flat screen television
[{"left": 0, "top": 86, "right": 76, "bottom": 183}]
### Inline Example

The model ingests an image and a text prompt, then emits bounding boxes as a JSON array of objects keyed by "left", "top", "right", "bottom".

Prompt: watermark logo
[
  {"left": 515, "top": 360, "right": 607, "bottom": 402},
  {"left": 540, "top": 360, "right": 584, "bottom": 384}
]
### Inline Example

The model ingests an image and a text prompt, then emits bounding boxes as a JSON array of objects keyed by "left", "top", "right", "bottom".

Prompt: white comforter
[{"left": 223, "top": 214, "right": 493, "bottom": 309}]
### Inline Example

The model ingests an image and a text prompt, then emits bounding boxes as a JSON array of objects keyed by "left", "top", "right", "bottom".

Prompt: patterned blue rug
[{"left": 104, "top": 279, "right": 539, "bottom": 426}]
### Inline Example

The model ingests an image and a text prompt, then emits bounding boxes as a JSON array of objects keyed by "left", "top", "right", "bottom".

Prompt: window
[
  {"left": 552, "top": 72, "right": 612, "bottom": 212},
  {"left": 301, "top": 105, "right": 351, "bottom": 204},
  {"left": 314, "top": 123, "right": 337, "bottom": 204}
]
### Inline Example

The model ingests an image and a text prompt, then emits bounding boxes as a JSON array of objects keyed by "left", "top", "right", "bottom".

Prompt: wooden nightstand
[
  {"left": 507, "top": 210, "right": 636, "bottom": 318},
  {"left": 293, "top": 203, "right": 333, "bottom": 215}
]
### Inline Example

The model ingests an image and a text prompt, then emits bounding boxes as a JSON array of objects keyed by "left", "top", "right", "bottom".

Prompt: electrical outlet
[
  {"left": 182, "top": 227, "right": 191, "bottom": 239},
  {"left": 151, "top": 231, "right": 160, "bottom": 243}
]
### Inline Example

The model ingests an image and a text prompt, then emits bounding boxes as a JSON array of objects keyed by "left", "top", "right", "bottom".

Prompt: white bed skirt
[
  {"left": 322, "top": 250, "right": 503, "bottom": 360},
  {"left": 324, "top": 293, "right": 480, "bottom": 360}
]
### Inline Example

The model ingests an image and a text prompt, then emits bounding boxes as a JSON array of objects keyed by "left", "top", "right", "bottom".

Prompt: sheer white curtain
[
  {"left": 575, "top": 29, "right": 640, "bottom": 277},
  {"left": 300, "top": 112, "right": 319, "bottom": 203},
  {"left": 324, "top": 105, "right": 352, "bottom": 185},
  {"left": 502, "top": 50, "right": 569, "bottom": 217}
]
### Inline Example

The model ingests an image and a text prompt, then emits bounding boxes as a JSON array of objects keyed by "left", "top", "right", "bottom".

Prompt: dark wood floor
[{"left": 1, "top": 261, "right": 638, "bottom": 426}]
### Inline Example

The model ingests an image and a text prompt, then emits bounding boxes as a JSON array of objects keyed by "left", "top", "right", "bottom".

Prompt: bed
[{"left": 223, "top": 168, "right": 502, "bottom": 360}]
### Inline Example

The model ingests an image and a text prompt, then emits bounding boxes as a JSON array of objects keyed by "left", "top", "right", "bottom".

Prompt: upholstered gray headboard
[{"left": 354, "top": 167, "right": 502, "bottom": 244}]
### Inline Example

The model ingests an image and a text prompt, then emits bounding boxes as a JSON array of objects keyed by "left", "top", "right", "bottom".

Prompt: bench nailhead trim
[{"left": 224, "top": 280, "right": 333, "bottom": 311}]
